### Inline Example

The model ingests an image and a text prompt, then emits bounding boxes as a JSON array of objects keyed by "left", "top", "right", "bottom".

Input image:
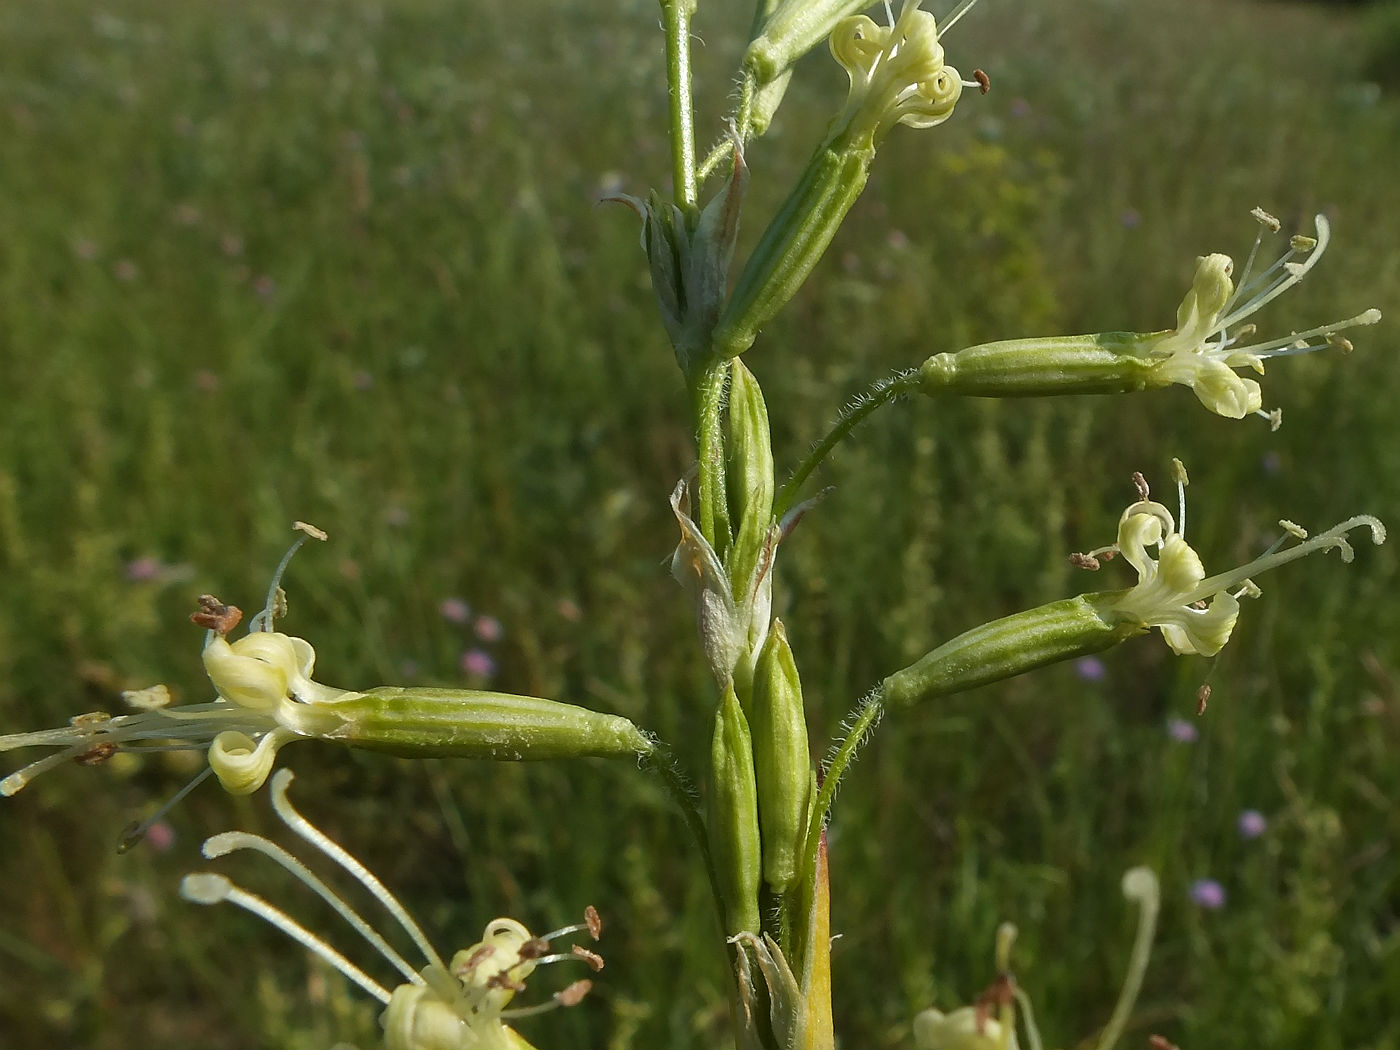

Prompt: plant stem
[
  {"left": 790, "top": 687, "right": 884, "bottom": 962},
  {"left": 774, "top": 370, "right": 919, "bottom": 519},
  {"left": 660, "top": 0, "right": 699, "bottom": 210},
  {"left": 642, "top": 741, "right": 726, "bottom": 927}
]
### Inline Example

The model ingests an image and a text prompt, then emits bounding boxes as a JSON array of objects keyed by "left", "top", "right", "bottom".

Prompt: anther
[{"left": 191, "top": 595, "right": 242, "bottom": 635}]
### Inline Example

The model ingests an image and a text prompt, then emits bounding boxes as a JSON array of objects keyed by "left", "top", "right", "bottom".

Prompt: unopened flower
[{"left": 182, "top": 769, "right": 602, "bottom": 1050}]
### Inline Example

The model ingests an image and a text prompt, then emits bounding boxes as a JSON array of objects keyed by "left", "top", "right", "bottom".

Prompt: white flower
[
  {"left": 182, "top": 769, "right": 602, "bottom": 1050},
  {"left": 0, "top": 530, "right": 356, "bottom": 801},
  {"left": 1087, "top": 468, "right": 1385, "bottom": 657},
  {"left": 828, "top": 0, "right": 983, "bottom": 148},
  {"left": 1146, "top": 212, "right": 1381, "bottom": 421}
]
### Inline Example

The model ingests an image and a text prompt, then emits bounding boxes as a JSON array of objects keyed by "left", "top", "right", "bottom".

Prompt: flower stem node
[{"left": 611, "top": 132, "right": 748, "bottom": 375}]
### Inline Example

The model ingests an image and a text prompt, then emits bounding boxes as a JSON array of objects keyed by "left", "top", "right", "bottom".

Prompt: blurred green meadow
[{"left": 1, "top": 0, "right": 1398, "bottom": 1046}]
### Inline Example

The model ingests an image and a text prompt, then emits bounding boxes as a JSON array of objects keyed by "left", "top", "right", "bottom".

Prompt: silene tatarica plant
[{"left": 0, "top": 1, "right": 1386, "bottom": 1048}]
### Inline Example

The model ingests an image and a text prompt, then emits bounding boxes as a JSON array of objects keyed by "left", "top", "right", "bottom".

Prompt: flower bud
[
  {"left": 750, "top": 620, "right": 811, "bottom": 892},
  {"left": 714, "top": 145, "right": 872, "bottom": 358},
  {"left": 330, "top": 687, "right": 654, "bottom": 762},
  {"left": 745, "top": 0, "right": 870, "bottom": 86},
  {"left": 726, "top": 358, "right": 776, "bottom": 598},
  {"left": 881, "top": 595, "right": 1138, "bottom": 709},
  {"left": 709, "top": 684, "right": 763, "bottom": 934}
]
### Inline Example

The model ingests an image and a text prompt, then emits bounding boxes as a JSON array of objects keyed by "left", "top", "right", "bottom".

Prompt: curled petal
[
  {"left": 203, "top": 634, "right": 293, "bottom": 710},
  {"left": 1157, "top": 534, "right": 1206, "bottom": 594},
  {"left": 1185, "top": 358, "right": 1262, "bottom": 419},
  {"left": 1155, "top": 591, "right": 1240, "bottom": 657},
  {"left": 208, "top": 729, "right": 293, "bottom": 795}
]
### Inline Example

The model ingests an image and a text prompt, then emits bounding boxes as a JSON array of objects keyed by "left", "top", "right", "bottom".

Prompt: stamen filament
[
  {"left": 201, "top": 830, "right": 422, "bottom": 984},
  {"left": 938, "top": 0, "right": 984, "bottom": 35},
  {"left": 270, "top": 770, "right": 447, "bottom": 972},
  {"left": 1182, "top": 515, "right": 1385, "bottom": 606},
  {"left": 180, "top": 873, "right": 393, "bottom": 1004},
  {"left": 1215, "top": 216, "right": 1329, "bottom": 332},
  {"left": 1233, "top": 309, "right": 1382, "bottom": 357}
]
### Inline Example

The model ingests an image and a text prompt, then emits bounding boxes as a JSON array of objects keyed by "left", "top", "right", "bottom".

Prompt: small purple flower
[
  {"left": 438, "top": 597, "right": 471, "bottom": 624},
  {"left": 1166, "top": 717, "right": 1199, "bottom": 743},
  {"left": 1120, "top": 208, "right": 1142, "bottom": 229},
  {"left": 125, "top": 556, "right": 162, "bottom": 582},
  {"left": 460, "top": 648, "right": 496, "bottom": 678},
  {"left": 1237, "top": 809, "right": 1267, "bottom": 840},
  {"left": 351, "top": 369, "right": 373, "bottom": 391},
  {"left": 474, "top": 615, "right": 503, "bottom": 643},
  {"left": 1189, "top": 878, "right": 1227, "bottom": 910},
  {"left": 1075, "top": 656, "right": 1106, "bottom": 682}
]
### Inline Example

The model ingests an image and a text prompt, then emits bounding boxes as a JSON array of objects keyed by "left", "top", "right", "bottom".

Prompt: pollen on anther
[
  {"left": 570, "top": 945, "right": 605, "bottom": 972},
  {"left": 555, "top": 980, "right": 593, "bottom": 1007},
  {"left": 584, "top": 905, "right": 602, "bottom": 940},
  {"left": 1250, "top": 207, "right": 1281, "bottom": 232}
]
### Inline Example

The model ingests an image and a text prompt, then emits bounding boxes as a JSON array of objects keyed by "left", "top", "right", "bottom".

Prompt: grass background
[{"left": 1, "top": 0, "right": 1398, "bottom": 1046}]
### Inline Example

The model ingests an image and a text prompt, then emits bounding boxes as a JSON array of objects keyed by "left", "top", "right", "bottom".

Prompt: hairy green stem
[
  {"left": 660, "top": 0, "right": 699, "bottom": 209},
  {"left": 774, "top": 370, "right": 919, "bottom": 519},
  {"left": 789, "top": 687, "right": 884, "bottom": 962},
  {"left": 698, "top": 74, "right": 756, "bottom": 185},
  {"left": 642, "top": 741, "right": 726, "bottom": 930}
]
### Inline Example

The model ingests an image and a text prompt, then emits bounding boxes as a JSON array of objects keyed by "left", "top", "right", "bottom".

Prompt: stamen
[
  {"left": 1170, "top": 459, "right": 1189, "bottom": 539},
  {"left": 500, "top": 979, "right": 594, "bottom": 1018},
  {"left": 938, "top": 0, "right": 985, "bottom": 36},
  {"left": 269, "top": 769, "right": 446, "bottom": 972},
  {"left": 1094, "top": 867, "right": 1160, "bottom": 1050},
  {"left": 249, "top": 523, "right": 328, "bottom": 633},
  {"left": 1232, "top": 309, "right": 1381, "bottom": 359},
  {"left": 1216, "top": 215, "right": 1330, "bottom": 332},
  {"left": 180, "top": 873, "right": 393, "bottom": 1004},
  {"left": 1182, "top": 514, "right": 1385, "bottom": 606},
  {"left": 117, "top": 765, "right": 216, "bottom": 853},
  {"left": 200, "top": 829, "right": 422, "bottom": 984}
]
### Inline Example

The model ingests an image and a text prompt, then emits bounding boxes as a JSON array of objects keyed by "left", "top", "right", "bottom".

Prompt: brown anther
[
  {"left": 1196, "top": 683, "right": 1211, "bottom": 716},
  {"left": 1132, "top": 471, "right": 1150, "bottom": 501},
  {"left": 554, "top": 979, "right": 593, "bottom": 1007},
  {"left": 73, "top": 742, "right": 118, "bottom": 766},
  {"left": 1069, "top": 552, "right": 1101, "bottom": 571},
  {"left": 518, "top": 937, "right": 551, "bottom": 961},
  {"left": 191, "top": 595, "right": 242, "bottom": 635},
  {"left": 972, "top": 974, "right": 1015, "bottom": 1033},
  {"left": 487, "top": 971, "right": 527, "bottom": 993},
  {"left": 584, "top": 905, "right": 602, "bottom": 940},
  {"left": 571, "top": 945, "right": 605, "bottom": 972},
  {"left": 1148, "top": 1036, "right": 1180, "bottom": 1050},
  {"left": 972, "top": 68, "right": 991, "bottom": 94}
]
